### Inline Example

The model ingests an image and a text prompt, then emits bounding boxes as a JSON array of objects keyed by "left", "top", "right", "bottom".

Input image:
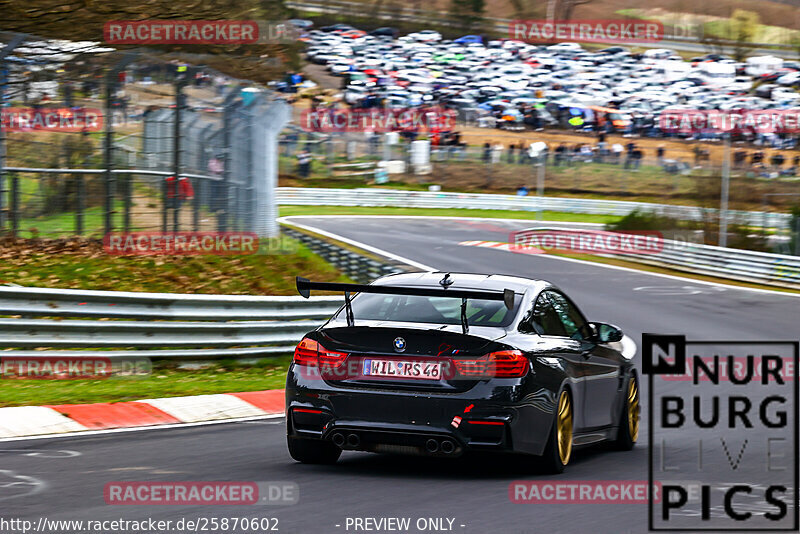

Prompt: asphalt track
[{"left": 2, "top": 216, "right": 799, "bottom": 534}]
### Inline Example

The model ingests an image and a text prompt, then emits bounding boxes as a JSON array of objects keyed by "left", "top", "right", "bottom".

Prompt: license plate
[{"left": 362, "top": 359, "right": 442, "bottom": 380}]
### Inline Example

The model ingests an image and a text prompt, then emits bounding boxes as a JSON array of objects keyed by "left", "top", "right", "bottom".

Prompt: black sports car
[{"left": 286, "top": 272, "right": 639, "bottom": 473}]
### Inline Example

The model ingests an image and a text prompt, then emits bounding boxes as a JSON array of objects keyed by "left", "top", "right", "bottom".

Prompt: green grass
[
  {"left": 0, "top": 358, "right": 291, "bottom": 407},
  {"left": 280, "top": 205, "right": 623, "bottom": 225},
  {"left": 16, "top": 205, "right": 107, "bottom": 238}
]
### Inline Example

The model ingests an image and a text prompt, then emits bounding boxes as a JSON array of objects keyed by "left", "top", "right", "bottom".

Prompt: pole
[
  {"left": 219, "top": 91, "right": 238, "bottom": 233},
  {"left": 718, "top": 135, "right": 731, "bottom": 247},
  {"left": 10, "top": 173, "right": 18, "bottom": 238},
  {"left": 103, "top": 52, "right": 137, "bottom": 237},
  {"left": 536, "top": 156, "right": 545, "bottom": 220},
  {"left": 103, "top": 73, "right": 115, "bottom": 236},
  {"left": 75, "top": 173, "right": 84, "bottom": 235},
  {"left": 173, "top": 73, "right": 186, "bottom": 233},
  {"left": 0, "top": 34, "right": 25, "bottom": 233}
]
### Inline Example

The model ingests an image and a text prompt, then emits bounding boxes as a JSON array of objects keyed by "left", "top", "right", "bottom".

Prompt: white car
[{"left": 408, "top": 30, "right": 442, "bottom": 42}]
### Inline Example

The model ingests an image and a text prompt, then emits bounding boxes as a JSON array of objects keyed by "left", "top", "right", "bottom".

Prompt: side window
[
  {"left": 528, "top": 293, "right": 567, "bottom": 336},
  {"left": 546, "top": 291, "right": 587, "bottom": 340}
]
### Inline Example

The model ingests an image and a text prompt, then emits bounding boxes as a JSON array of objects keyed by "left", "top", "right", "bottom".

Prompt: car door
[
  {"left": 519, "top": 292, "right": 588, "bottom": 429},
  {"left": 545, "top": 291, "right": 620, "bottom": 430}
]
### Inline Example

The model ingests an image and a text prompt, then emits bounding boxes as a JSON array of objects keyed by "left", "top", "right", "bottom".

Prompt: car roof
[{"left": 371, "top": 272, "right": 547, "bottom": 294}]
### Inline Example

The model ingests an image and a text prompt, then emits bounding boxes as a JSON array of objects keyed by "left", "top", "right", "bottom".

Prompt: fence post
[
  {"left": 75, "top": 173, "right": 84, "bottom": 235},
  {"left": 10, "top": 173, "right": 18, "bottom": 238},
  {"left": 123, "top": 173, "right": 132, "bottom": 233},
  {"left": 103, "top": 53, "right": 136, "bottom": 237},
  {"left": 219, "top": 91, "right": 238, "bottom": 233},
  {"left": 0, "top": 35, "right": 25, "bottom": 234},
  {"left": 193, "top": 177, "right": 201, "bottom": 231},
  {"left": 103, "top": 73, "right": 116, "bottom": 236},
  {"left": 173, "top": 72, "right": 187, "bottom": 233}
]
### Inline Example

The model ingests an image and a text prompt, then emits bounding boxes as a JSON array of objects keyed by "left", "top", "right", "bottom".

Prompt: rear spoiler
[{"left": 296, "top": 276, "right": 516, "bottom": 333}]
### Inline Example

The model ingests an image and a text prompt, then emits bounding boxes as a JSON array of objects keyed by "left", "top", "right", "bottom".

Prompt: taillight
[
  {"left": 294, "top": 338, "right": 319, "bottom": 366},
  {"left": 452, "top": 350, "right": 528, "bottom": 378},
  {"left": 293, "top": 337, "right": 348, "bottom": 368}
]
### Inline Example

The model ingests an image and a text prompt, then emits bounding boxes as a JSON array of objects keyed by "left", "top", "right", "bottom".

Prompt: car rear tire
[
  {"left": 614, "top": 373, "right": 640, "bottom": 451},
  {"left": 541, "top": 389, "right": 573, "bottom": 474},
  {"left": 287, "top": 437, "right": 342, "bottom": 464}
]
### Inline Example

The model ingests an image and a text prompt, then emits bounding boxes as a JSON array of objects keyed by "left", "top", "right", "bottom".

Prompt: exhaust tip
[
  {"left": 346, "top": 433, "right": 361, "bottom": 448},
  {"left": 425, "top": 439, "right": 439, "bottom": 453},
  {"left": 441, "top": 440, "right": 455, "bottom": 454},
  {"left": 331, "top": 432, "right": 346, "bottom": 447}
]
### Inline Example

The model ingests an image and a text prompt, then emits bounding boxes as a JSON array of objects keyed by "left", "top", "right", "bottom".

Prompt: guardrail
[
  {"left": 611, "top": 240, "right": 800, "bottom": 289},
  {"left": 282, "top": 226, "right": 406, "bottom": 282},
  {"left": 0, "top": 287, "right": 344, "bottom": 360},
  {"left": 276, "top": 187, "right": 792, "bottom": 229}
]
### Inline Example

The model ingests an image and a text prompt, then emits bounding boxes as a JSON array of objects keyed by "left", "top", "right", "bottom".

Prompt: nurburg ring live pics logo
[{"left": 643, "top": 334, "right": 799, "bottom": 531}]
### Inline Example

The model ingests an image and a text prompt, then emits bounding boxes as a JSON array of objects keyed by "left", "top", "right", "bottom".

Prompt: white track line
[
  {"left": 0, "top": 414, "right": 284, "bottom": 443},
  {"left": 280, "top": 215, "right": 800, "bottom": 298}
]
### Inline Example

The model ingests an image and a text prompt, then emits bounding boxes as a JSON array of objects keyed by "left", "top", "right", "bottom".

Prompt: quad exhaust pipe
[
  {"left": 424, "top": 439, "right": 455, "bottom": 454},
  {"left": 331, "top": 432, "right": 361, "bottom": 449}
]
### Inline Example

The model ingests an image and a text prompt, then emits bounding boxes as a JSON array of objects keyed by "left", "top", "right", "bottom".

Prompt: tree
[
  {"left": 448, "top": 0, "right": 485, "bottom": 30},
  {"left": 728, "top": 9, "right": 759, "bottom": 62},
  {"left": 554, "top": 0, "right": 594, "bottom": 20},
  {"left": 0, "top": 0, "right": 294, "bottom": 84}
]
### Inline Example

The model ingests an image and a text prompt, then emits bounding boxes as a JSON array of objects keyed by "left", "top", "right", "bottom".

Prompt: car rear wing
[{"left": 296, "top": 276, "right": 516, "bottom": 333}]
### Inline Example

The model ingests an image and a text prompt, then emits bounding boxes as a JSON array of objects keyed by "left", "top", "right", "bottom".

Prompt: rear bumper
[{"left": 286, "top": 366, "right": 556, "bottom": 456}]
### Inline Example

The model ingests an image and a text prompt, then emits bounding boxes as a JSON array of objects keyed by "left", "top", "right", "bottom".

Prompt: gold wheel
[
  {"left": 556, "top": 390, "right": 573, "bottom": 465},
  {"left": 627, "top": 378, "right": 640, "bottom": 443}
]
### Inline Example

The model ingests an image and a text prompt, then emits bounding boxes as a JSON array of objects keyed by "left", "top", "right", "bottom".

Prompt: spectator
[
  {"left": 624, "top": 143, "right": 636, "bottom": 169},
  {"left": 297, "top": 150, "right": 312, "bottom": 178},
  {"left": 554, "top": 143, "right": 566, "bottom": 166},
  {"left": 165, "top": 175, "right": 194, "bottom": 210},
  {"left": 597, "top": 137, "right": 608, "bottom": 163},
  {"left": 482, "top": 142, "right": 491, "bottom": 164},
  {"left": 507, "top": 143, "right": 516, "bottom": 164},
  {"left": 611, "top": 142, "right": 623, "bottom": 164},
  {"left": 656, "top": 145, "right": 665, "bottom": 166},
  {"left": 632, "top": 147, "right": 643, "bottom": 170},
  {"left": 734, "top": 149, "right": 747, "bottom": 169},
  {"left": 491, "top": 143, "right": 504, "bottom": 164},
  {"left": 771, "top": 152, "right": 785, "bottom": 170}
]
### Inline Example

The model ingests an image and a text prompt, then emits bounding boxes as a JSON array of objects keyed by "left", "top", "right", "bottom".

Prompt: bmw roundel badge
[{"left": 393, "top": 337, "right": 406, "bottom": 353}]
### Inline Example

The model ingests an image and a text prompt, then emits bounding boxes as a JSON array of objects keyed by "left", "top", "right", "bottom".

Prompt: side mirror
[{"left": 588, "top": 322, "right": 623, "bottom": 343}]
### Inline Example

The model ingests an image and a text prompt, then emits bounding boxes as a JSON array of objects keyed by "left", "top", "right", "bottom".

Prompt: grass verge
[
  {"left": 279, "top": 205, "right": 622, "bottom": 225},
  {"left": 0, "top": 237, "right": 350, "bottom": 294},
  {"left": 0, "top": 358, "right": 291, "bottom": 407}
]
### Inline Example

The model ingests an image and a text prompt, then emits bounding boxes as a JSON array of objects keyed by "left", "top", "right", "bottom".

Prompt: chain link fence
[{"left": 0, "top": 30, "right": 290, "bottom": 239}]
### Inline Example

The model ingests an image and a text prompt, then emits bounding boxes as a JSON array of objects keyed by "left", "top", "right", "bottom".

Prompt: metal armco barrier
[
  {"left": 276, "top": 187, "right": 792, "bottom": 230},
  {"left": 611, "top": 240, "right": 800, "bottom": 289},
  {"left": 0, "top": 286, "right": 341, "bottom": 321},
  {"left": 0, "top": 287, "right": 343, "bottom": 360},
  {"left": 281, "top": 226, "right": 406, "bottom": 283}
]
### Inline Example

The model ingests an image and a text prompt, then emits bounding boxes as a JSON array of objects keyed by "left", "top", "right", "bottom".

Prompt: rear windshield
[{"left": 336, "top": 293, "right": 520, "bottom": 327}]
